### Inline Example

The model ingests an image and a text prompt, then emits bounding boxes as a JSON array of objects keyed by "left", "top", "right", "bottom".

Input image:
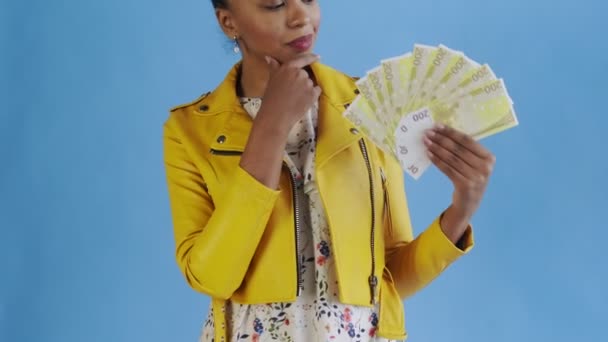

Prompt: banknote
[
  {"left": 354, "top": 79, "right": 397, "bottom": 144},
  {"left": 429, "top": 54, "right": 480, "bottom": 102},
  {"left": 414, "top": 45, "right": 464, "bottom": 107},
  {"left": 471, "top": 109, "right": 519, "bottom": 140},
  {"left": 345, "top": 96, "right": 394, "bottom": 154},
  {"left": 443, "top": 64, "right": 498, "bottom": 103},
  {"left": 428, "top": 78, "right": 515, "bottom": 137},
  {"left": 367, "top": 66, "right": 393, "bottom": 119},
  {"left": 380, "top": 53, "right": 414, "bottom": 115},
  {"left": 344, "top": 43, "right": 519, "bottom": 179},
  {"left": 404, "top": 44, "right": 437, "bottom": 112},
  {"left": 394, "top": 107, "right": 435, "bottom": 179},
  {"left": 354, "top": 76, "right": 383, "bottom": 117}
]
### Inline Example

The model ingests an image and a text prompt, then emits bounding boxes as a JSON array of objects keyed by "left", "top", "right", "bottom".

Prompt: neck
[{"left": 238, "top": 56, "right": 270, "bottom": 98}]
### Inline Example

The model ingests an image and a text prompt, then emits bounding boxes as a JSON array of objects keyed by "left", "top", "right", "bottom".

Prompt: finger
[
  {"left": 285, "top": 53, "right": 320, "bottom": 69},
  {"left": 427, "top": 148, "right": 469, "bottom": 185},
  {"left": 424, "top": 135, "right": 477, "bottom": 180},
  {"left": 433, "top": 124, "right": 492, "bottom": 160},
  {"left": 312, "top": 86, "right": 322, "bottom": 100},
  {"left": 265, "top": 56, "right": 280, "bottom": 74},
  {"left": 425, "top": 129, "right": 485, "bottom": 171}
]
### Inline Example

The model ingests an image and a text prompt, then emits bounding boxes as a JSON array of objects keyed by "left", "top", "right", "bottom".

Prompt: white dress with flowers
[{"left": 199, "top": 97, "right": 399, "bottom": 342}]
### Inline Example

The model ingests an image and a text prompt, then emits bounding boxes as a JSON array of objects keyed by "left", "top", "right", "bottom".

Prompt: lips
[{"left": 287, "top": 34, "right": 314, "bottom": 51}]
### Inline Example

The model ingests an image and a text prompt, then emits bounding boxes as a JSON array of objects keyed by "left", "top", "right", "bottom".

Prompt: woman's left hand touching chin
[{"left": 423, "top": 123, "right": 496, "bottom": 245}]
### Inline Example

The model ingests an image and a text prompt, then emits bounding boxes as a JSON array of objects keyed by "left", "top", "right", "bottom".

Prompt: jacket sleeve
[
  {"left": 163, "top": 121, "right": 280, "bottom": 299},
  {"left": 380, "top": 150, "right": 474, "bottom": 299}
]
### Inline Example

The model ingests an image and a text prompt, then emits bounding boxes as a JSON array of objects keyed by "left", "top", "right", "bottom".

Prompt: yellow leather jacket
[{"left": 163, "top": 62, "right": 474, "bottom": 340}]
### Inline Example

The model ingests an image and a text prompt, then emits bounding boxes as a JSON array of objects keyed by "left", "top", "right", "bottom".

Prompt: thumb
[
  {"left": 265, "top": 56, "right": 280, "bottom": 73},
  {"left": 313, "top": 86, "right": 322, "bottom": 100}
]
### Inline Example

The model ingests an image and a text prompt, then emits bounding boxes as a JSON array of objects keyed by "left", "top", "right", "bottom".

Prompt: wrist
[
  {"left": 244, "top": 114, "right": 290, "bottom": 159},
  {"left": 439, "top": 205, "right": 471, "bottom": 244},
  {"left": 254, "top": 108, "right": 293, "bottom": 137}
]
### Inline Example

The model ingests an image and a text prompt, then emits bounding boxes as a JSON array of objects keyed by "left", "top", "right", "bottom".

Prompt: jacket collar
[{"left": 199, "top": 61, "right": 363, "bottom": 167}]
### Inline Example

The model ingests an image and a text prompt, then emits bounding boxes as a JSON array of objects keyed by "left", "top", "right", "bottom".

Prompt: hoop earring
[{"left": 233, "top": 35, "right": 240, "bottom": 54}]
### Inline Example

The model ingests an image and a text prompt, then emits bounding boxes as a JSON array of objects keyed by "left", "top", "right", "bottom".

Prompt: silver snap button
[
  {"left": 217, "top": 135, "right": 226, "bottom": 144},
  {"left": 350, "top": 128, "right": 359, "bottom": 135}
]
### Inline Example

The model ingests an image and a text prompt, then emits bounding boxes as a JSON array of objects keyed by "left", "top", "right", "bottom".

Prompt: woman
[{"left": 163, "top": 0, "right": 496, "bottom": 341}]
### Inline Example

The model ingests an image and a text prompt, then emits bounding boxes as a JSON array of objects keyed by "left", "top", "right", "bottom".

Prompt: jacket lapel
[
  {"left": 315, "top": 92, "right": 361, "bottom": 168},
  {"left": 204, "top": 61, "right": 362, "bottom": 163},
  {"left": 204, "top": 63, "right": 253, "bottom": 153},
  {"left": 311, "top": 62, "right": 362, "bottom": 168}
]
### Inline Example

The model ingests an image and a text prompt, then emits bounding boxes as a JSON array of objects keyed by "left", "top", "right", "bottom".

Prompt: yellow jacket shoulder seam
[{"left": 169, "top": 91, "right": 211, "bottom": 112}]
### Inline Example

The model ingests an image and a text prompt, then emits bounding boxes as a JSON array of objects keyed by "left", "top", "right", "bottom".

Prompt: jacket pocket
[{"left": 377, "top": 267, "right": 407, "bottom": 340}]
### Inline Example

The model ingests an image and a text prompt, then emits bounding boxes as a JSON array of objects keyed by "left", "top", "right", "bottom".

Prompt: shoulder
[
  {"left": 167, "top": 62, "right": 242, "bottom": 121},
  {"left": 311, "top": 62, "right": 360, "bottom": 104},
  {"left": 163, "top": 90, "right": 213, "bottom": 137},
  {"left": 169, "top": 91, "right": 212, "bottom": 114},
  {"left": 312, "top": 62, "right": 360, "bottom": 83}
]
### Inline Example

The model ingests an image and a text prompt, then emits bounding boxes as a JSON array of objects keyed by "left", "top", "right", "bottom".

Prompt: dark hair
[{"left": 211, "top": 0, "right": 228, "bottom": 9}]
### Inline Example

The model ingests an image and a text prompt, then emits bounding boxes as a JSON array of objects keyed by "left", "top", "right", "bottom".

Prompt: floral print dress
[{"left": 199, "top": 97, "right": 398, "bottom": 342}]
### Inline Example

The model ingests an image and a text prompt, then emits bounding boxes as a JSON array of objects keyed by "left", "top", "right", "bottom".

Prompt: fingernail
[
  {"left": 426, "top": 130, "right": 435, "bottom": 137},
  {"left": 435, "top": 123, "right": 445, "bottom": 130},
  {"left": 427, "top": 150, "right": 434, "bottom": 158},
  {"left": 423, "top": 136, "right": 432, "bottom": 146},
  {"left": 264, "top": 56, "right": 270, "bottom": 64}
]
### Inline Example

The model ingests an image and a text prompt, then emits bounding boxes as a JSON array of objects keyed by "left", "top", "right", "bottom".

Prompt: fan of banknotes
[{"left": 343, "top": 44, "right": 518, "bottom": 179}]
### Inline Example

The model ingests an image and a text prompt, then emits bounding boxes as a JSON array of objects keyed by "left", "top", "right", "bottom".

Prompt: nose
[{"left": 287, "top": 2, "right": 311, "bottom": 28}]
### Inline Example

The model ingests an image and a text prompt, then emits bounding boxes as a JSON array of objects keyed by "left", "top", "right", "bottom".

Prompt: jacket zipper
[
  {"left": 285, "top": 164, "right": 303, "bottom": 296},
  {"left": 210, "top": 148, "right": 302, "bottom": 297},
  {"left": 358, "top": 139, "right": 379, "bottom": 305}
]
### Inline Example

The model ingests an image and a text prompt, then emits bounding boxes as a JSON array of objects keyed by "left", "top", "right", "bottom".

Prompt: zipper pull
[
  {"left": 379, "top": 167, "right": 393, "bottom": 236},
  {"left": 369, "top": 275, "right": 379, "bottom": 304},
  {"left": 379, "top": 167, "right": 387, "bottom": 185},
  {"left": 297, "top": 257, "right": 303, "bottom": 297}
]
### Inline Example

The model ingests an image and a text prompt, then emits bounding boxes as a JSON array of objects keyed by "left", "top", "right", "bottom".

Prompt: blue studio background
[{"left": 1, "top": 0, "right": 607, "bottom": 341}]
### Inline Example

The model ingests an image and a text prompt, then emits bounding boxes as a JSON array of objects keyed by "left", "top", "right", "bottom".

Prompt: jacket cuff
[
  {"left": 425, "top": 216, "right": 475, "bottom": 261},
  {"left": 215, "top": 165, "right": 281, "bottom": 227},
  {"left": 229, "top": 164, "right": 281, "bottom": 202}
]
